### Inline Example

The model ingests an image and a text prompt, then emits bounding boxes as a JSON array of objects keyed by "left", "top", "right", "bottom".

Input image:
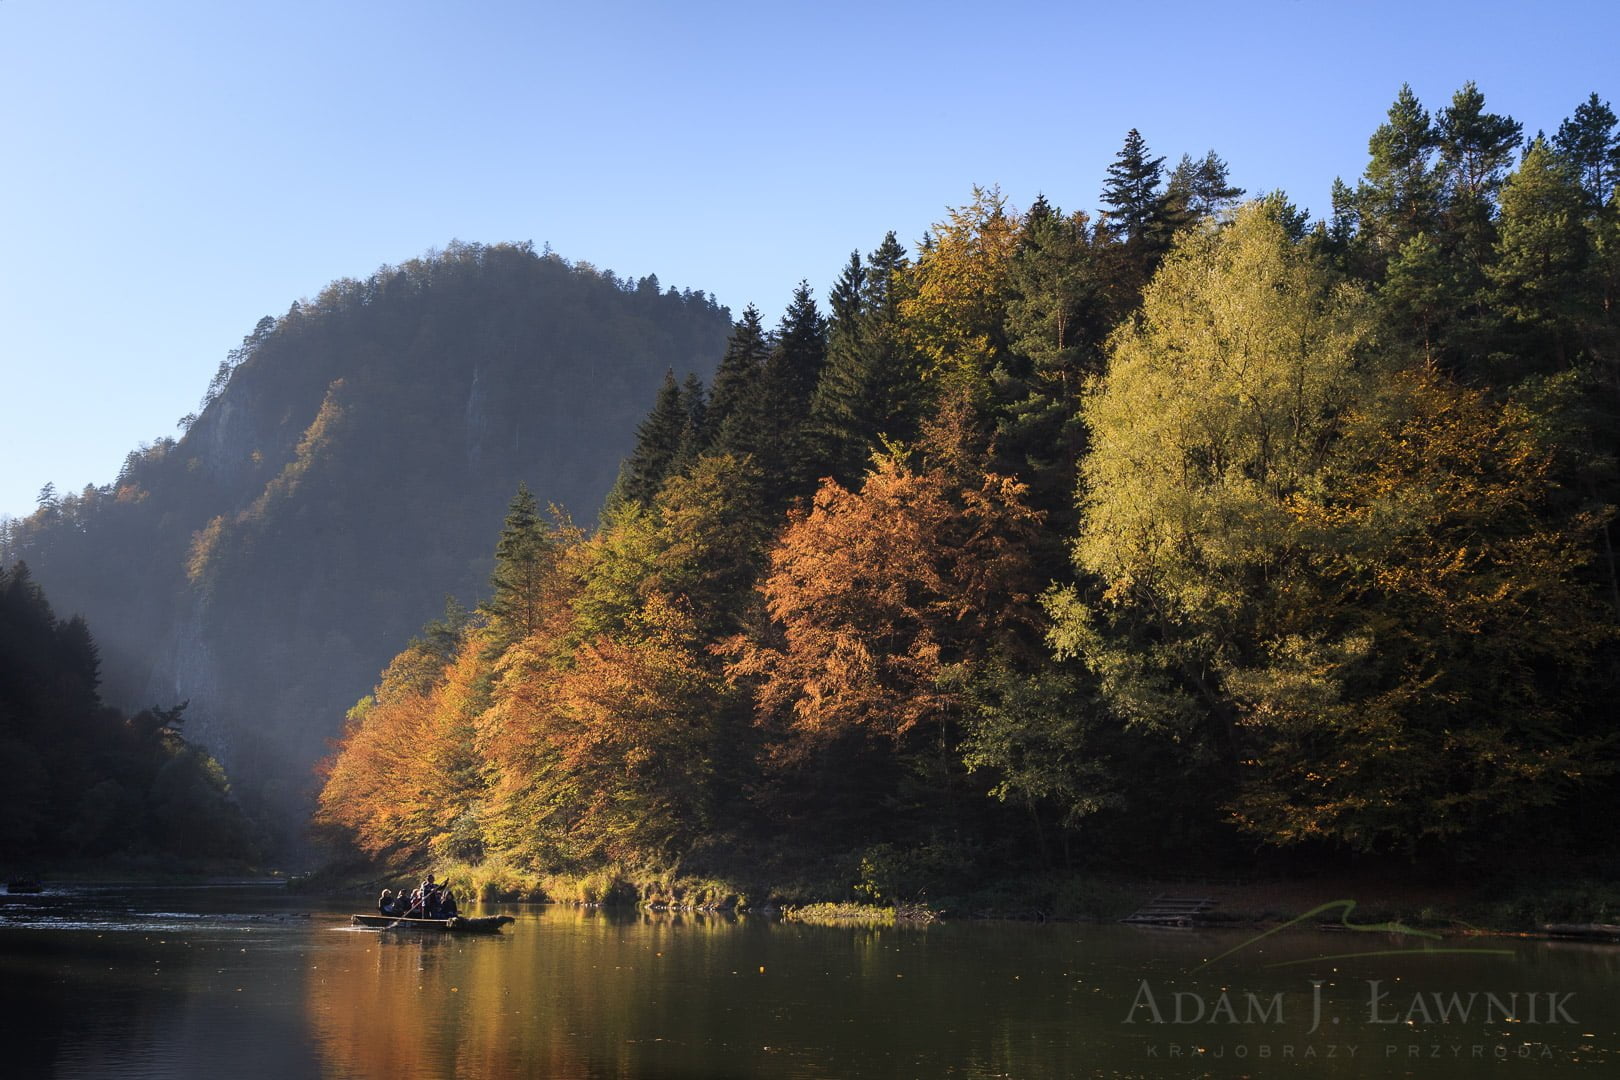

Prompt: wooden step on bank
[{"left": 1122, "top": 894, "right": 1218, "bottom": 926}]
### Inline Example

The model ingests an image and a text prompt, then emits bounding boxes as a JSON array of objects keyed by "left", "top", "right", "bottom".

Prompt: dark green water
[{"left": 2, "top": 884, "right": 1617, "bottom": 1078}]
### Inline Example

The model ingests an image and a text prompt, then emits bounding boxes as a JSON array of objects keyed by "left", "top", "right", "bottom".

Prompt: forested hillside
[
  {"left": 317, "top": 84, "right": 1620, "bottom": 896},
  {"left": 2, "top": 242, "right": 732, "bottom": 849}
]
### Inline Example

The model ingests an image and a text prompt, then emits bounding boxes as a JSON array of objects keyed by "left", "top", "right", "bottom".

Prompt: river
[{"left": 2, "top": 883, "right": 1617, "bottom": 1078}]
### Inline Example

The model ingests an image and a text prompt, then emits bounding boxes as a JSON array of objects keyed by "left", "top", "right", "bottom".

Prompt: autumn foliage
[
  {"left": 731, "top": 408, "right": 1044, "bottom": 751},
  {"left": 315, "top": 89, "right": 1620, "bottom": 883}
]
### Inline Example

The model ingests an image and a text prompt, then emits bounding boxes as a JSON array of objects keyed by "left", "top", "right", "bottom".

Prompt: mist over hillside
[{"left": 4, "top": 241, "right": 732, "bottom": 851}]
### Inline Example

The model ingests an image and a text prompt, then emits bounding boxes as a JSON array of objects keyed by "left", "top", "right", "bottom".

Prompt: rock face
[{"left": 10, "top": 243, "right": 731, "bottom": 851}]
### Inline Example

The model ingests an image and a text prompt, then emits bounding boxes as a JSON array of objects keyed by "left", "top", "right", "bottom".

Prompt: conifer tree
[
  {"left": 484, "top": 484, "right": 557, "bottom": 645},
  {"left": 1164, "top": 150, "right": 1244, "bottom": 228},
  {"left": 997, "top": 201, "right": 1111, "bottom": 529},
  {"left": 1434, "top": 81, "right": 1522, "bottom": 261},
  {"left": 767, "top": 280, "right": 829, "bottom": 409},
  {"left": 703, "top": 305, "right": 770, "bottom": 446},
  {"left": 667, "top": 371, "right": 707, "bottom": 476},
  {"left": 1344, "top": 84, "right": 1441, "bottom": 272},
  {"left": 719, "top": 283, "right": 828, "bottom": 499},
  {"left": 1489, "top": 137, "right": 1594, "bottom": 370},
  {"left": 1436, "top": 83, "right": 1522, "bottom": 205},
  {"left": 1554, "top": 92, "right": 1620, "bottom": 210},
  {"left": 611, "top": 371, "right": 689, "bottom": 509},
  {"left": 1100, "top": 129, "right": 1168, "bottom": 243},
  {"left": 806, "top": 234, "right": 921, "bottom": 485},
  {"left": 1099, "top": 129, "right": 1173, "bottom": 295}
]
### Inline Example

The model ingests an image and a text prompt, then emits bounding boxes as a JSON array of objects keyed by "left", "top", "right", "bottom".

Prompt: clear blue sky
[{"left": 3, "top": 0, "right": 1616, "bottom": 521}]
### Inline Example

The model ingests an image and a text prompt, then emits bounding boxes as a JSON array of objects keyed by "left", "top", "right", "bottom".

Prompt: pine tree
[
  {"left": 1434, "top": 81, "right": 1522, "bottom": 263},
  {"left": 1347, "top": 84, "right": 1441, "bottom": 271},
  {"left": 1554, "top": 92, "right": 1620, "bottom": 210},
  {"left": 1489, "top": 137, "right": 1593, "bottom": 369},
  {"left": 1164, "top": 150, "right": 1244, "bottom": 229}
]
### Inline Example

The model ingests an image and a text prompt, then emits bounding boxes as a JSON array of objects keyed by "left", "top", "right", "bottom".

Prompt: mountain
[{"left": 4, "top": 241, "right": 732, "bottom": 851}]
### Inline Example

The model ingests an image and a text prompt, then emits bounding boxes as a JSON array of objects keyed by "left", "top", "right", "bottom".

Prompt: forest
[
  {"left": 2, "top": 243, "right": 732, "bottom": 853},
  {"left": 313, "top": 83, "right": 1620, "bottom": 900},
  {"left": 0, "top": 563, "right": 253, "bottom": 864}
]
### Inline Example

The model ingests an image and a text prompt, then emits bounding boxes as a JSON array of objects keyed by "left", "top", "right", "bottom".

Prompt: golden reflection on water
[
  {"left": 305, "top": 908, "right": 774, "bottom": 1080},
  {"left": 301, "top": 907, "right": 1620, "bottom": 1080}
]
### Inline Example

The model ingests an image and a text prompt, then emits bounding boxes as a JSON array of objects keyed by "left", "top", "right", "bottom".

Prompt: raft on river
[{"left": 351, "top": 914, "right": 515, "bottom": 933}]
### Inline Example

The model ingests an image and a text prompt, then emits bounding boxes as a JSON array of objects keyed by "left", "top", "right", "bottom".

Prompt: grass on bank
[{"left": 295, "top": 851, "right": 1620, "bottom": 936}]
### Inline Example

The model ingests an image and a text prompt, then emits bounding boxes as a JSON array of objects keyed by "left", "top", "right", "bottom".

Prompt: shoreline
[
  {"left": 9, "top": 869, "right": 1619, "bottom": 945},
  {"left": 283, "top": 859, "right": 1620, "bottom": 940},
  {"left": 15, "top": 856, "right": 1618, "bottom": 941}
]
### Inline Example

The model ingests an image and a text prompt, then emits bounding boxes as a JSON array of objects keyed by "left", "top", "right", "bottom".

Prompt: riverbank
[{"left": 293, "top": 857, "right": 1620, "bottom": 938}]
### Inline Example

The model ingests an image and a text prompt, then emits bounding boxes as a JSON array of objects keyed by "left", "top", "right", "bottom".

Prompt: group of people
[{"left": 377, "top": 873, "right": 459, "bottom": 920}]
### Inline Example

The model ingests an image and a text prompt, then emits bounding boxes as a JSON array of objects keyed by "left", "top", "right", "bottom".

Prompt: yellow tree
[
  {"left": 1054, "top": 202, "right": 1613, "bottom": 852},
  {"left": 900, "top": 186, "right": 1021, "bottom": 400},
  {"left": 316, "top": 636, "right": 490, "bottom": 863}
]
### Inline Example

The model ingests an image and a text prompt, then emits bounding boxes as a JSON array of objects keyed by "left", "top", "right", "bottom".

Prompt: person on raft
[{"left": 395, "top": 876, "right": 458, "bottom": 919}]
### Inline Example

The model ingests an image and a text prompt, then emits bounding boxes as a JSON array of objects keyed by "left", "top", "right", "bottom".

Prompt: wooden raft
[{"left": 1122, "top": 894, "right": 1218, "bottom": 926}]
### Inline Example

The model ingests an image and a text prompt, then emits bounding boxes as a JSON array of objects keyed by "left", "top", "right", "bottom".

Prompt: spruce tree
[
  {"left": 612, "top": 370, "right": 689, "bottom": 509},
  {"left": 1100, "top": 128, "right": 1168, "bottom": 242},
  {"left": 667, "top": 372, "right": 708, "bottom": 476},
  {"left": 485, "top": 484, "right": 555, "bottom": 645},
  {"left": 719, "top": 283, "right": 828, "bottom": 501},
  {"left": 702, "top": 305, "right": 770, "bottom": 447},
  {"left": 1099, "top": 128, "right": 1172, "bottom": 290},
  {"left": 995, "top": 202, "right": 1119, "bottom": 540},
  {"left": 806, "top": 234, "right": 921, "bottom": 486},
  {"left": 767, "top": 280, "right": 829, "bottom": 409}
]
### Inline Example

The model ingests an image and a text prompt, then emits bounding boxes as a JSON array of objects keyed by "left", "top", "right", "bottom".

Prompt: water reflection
[{"left": 3, "top": 889, "right": 1618, "bottom": 1078}]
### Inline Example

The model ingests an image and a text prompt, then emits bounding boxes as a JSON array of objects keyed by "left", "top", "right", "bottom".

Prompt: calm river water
[{"left": 2, "top": 883, "right": 1617, "bottom": 1078}]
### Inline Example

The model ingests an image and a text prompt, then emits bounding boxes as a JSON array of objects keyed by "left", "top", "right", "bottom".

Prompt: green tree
[
  {"left": 723, "top": 282, "right": 828, "bottom": 499},
  {"left": 1432, "top": 81, "right": 1522, "bottom": 316},
  {"left": 1554, "top": 92, "right": 1620, "bottom": 209},
  {"left": 806, "top": 233, "right": 922, "bottom": 486},
  {"left": 1164, "top": 150, "right": 1245, "bottom": 228},
  {"left": 483, "top": 485, "right": 564, "bottom": 647},
  {"left": 1489, "top": 137, "right": 1594, "bottom": 370},
  {"left": 1435, "top": 81, "right": 1522, "bottom": 217},
  {"left": 610, "top": 371, "right": 690, "bottom": 510},
  {"left": 703, "top": 305, "right": 770, "bottom": 448},
  {"left": 1100, "top": 128, "right": 1168, "bottom": 246},
  {"left": 1339, "top": 84, "right": 1441, "bottom": 273},
  {"left": 996, "top": 200, "right": 1115, "bottom": 528},
  {"left": 1055, "top": 202, "right": 1612, "bottom": 853}
]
